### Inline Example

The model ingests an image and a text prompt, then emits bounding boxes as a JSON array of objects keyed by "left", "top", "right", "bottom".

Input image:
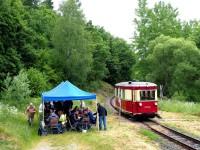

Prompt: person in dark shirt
[{"left": 97, "top": 103, "right": 107, "bottom": 130}]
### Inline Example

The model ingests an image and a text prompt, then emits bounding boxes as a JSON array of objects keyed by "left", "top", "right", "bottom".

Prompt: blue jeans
[{"left": 99, "top": 116, "right": 106, "bottom": 130}]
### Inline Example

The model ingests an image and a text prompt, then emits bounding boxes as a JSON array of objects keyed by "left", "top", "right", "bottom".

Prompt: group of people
[
  {"left": 44, "top": 102, "right": 97, "bottom": 132},
  {"left": 26, "top": 101, "right": 107, "bottom": 132}
]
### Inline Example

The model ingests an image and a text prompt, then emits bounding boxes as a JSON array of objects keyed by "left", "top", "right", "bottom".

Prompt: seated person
[
  {"left": 71, "top": 106, "right": 79, "bottom": 114},
  {"left": 85, "top": 108, "right": 96, "bottom": 124},
  {"left": 69, "top": 111, "right": 82, "bottom": 131},
  {"left": 59, "top": 111, "right": 66, "bottom": 127},
  {"left": 81, "top": 109, "right": 91, "bottom": 130},
  {"left": 47, "top": 109, "right": 63, "bottom": 133},
  {"left": 47, "top": 109, "right": 59, "bottom": 125}
]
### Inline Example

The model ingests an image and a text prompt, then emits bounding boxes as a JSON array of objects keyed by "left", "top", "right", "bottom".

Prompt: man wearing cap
[{"left": 26, "top": 103, "right": 36, "bottom": 126}]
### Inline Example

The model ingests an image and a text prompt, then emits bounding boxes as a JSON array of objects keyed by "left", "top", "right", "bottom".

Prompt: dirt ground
[
  {"left": 32, "top": 94, "right": 200, "bottom": 150},
  {"left": 32, "top": 113, "right": 159, "bottom": 150},
  {"left": 32, "top": 111, "right": 200, "bottom": 150}
]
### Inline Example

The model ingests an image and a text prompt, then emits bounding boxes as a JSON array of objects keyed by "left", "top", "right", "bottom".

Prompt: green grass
[
  {"left": 159, "top": 100, "right": 200, "bottom": 116},
  {"left": 0, "top": 103, "right": 40, "bottom": 150},
  {"left": 139, "top": 128, "right": 159, "bottom": 141},
  {"left": 48, "top": 130, "right": 114, "bottom": 150},
  {"left": 0, "top": 81, "right": 114, "bottom": 150}
]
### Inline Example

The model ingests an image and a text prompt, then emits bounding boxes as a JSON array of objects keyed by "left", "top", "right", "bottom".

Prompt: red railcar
[{"left": 114, "top": 81, "right": 158, "bottom": 118}]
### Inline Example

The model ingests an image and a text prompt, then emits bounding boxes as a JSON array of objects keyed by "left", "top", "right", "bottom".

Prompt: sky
[{"left": 53, "top": 0, "right": 200, "bottom": 43}]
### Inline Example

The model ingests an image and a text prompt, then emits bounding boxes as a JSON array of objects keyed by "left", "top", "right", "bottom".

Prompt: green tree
[
  {"left": 184, "top": 21, "right": 200, "bottom": 49},
  {"left": 86, "top": 22, "right": 110, "bottom": 82},
  {"left": 27, "top": 68, "right": 49, "bottom": 96},
  {"left": 52, "top": 0, "right": 92, "bottom": 87},
  {"left": 42, "top": 0, "right": 53, "bottom": 9},
  {"left": 26, "top": 6, "right": 57, "bottom": 49},
  {"left": 35, "top": 50, "right": 60, "bottom": 85},
  {"left": 133, "top": 0, "right": 181, "bottom": 58},
  {"left": 106, "top": 38, "right": 136, "bottom": 84},
  {"left": 146, "top": 35, "right": 200, "bottom": 101},
  {"left": 23, "top": 0, "right": 39, "bottom": 7},
  {"left": 0, "top": 0, "right": 36, "bottom": 86}
]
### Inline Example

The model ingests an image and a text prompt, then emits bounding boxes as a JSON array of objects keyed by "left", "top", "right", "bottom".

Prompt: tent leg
[
  {"left": 96, "top": 99, "right": 99, "bottom": 131},
  {"left": 42, "top": 100, "right": 44, "bottom": 122}
]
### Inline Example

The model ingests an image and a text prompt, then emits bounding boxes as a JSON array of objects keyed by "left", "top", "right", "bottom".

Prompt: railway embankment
[
  {"left": 158, "top": 100, "right": 200, "bottom": 138},
  {"left": 110, "top": 96, "right": 200, "bottom": 149}
]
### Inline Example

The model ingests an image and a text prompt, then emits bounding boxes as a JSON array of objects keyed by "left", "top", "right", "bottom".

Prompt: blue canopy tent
[
  {"left": 41, "top": 81, "right": 98, "bottom": 130},
  {"left": 42, "top": 81, "right": 96, "bottom": 101}
]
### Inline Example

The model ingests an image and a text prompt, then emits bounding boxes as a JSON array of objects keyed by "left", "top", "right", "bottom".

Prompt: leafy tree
[
  {"left": 23, "top": 0, "right": 39, "bottom": 7},
  {"left": 52, "top": 0, "right": 92, "bottom": 87},
  {"left": 0, "top": 0, "right": 36, "bottom": 86},
  {"left": 146, "top": 35, "right": 200, "bottom": 101},
  {"left": 106, "top": 38, "right": 136, "bottom": 84},
  {"left": 183, "top": 21, "right": 200, "bottom": 49},
  {"left": 25, "top": 6, "right": 57, "bottom": 49},
  {"left": 35, "top": 50, "right": 60, "bottom": 85},
  {"left": 173, "top": 62, "right": 200, "bottom": 101},
  {"left": 27, "top": 68, "right": 49, "bottom": 96},
  {"left": 42, "top": 0, "right": 53, "bottom": 9},
  {"left": 134, "top": 0, "right": 181, "bottom": 58},
  {"left": 86, "top": 22, "right": 110, "bottom": 82}
]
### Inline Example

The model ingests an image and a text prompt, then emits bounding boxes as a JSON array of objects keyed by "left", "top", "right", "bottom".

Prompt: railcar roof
[{"left": 115, "top": 81, "right": 157, "bottom": 87}]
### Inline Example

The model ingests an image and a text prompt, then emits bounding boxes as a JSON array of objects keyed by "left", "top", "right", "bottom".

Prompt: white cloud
[{"left": 53, "top": 0, "right": 200, "bottom": 43}]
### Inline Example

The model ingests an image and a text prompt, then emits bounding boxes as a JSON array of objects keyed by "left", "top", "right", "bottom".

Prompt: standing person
[
  {"left": 39, "top": 103, "right": 43, "bottom": 121},
  {"left": 80, "top": 101, "right": 85, "bottom": 108},
  {"left": 25, "top": 103, "right": 36, "bottom": 126},
  {"left": 97, "top": 103, "right": 107, "bottom": 131}
]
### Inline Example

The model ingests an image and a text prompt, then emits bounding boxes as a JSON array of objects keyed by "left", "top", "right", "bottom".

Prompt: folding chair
[{"left": 49, "top": 117, "right": 61, "bottom": 134}]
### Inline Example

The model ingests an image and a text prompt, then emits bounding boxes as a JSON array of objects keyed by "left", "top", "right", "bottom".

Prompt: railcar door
[
  {"left": 132, "top": 90, "right": 139, "bottom": 114},
  {"left": 124, "top": 89, "right": 133, "bottom": 113}
]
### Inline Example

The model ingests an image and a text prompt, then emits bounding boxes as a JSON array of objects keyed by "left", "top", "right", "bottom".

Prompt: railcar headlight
[
  {"left": 155, "top": 102, "right": 157, "bottom": 106},
  {"left": 139, "top": 103, "right": 142, "bottom": 106}
]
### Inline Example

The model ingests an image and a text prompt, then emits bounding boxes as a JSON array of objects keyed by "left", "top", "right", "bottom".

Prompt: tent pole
[
  {"left": 42, "top": 100, "right": 44, "bottom": 122},
  {"left": 96, "top": 99, "right": 99, "bottom": 131}
]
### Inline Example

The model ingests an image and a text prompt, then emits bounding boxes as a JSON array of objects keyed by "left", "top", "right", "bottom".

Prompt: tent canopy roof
[{"left": 42, "top": 81, "right": 96, "bottom": 102}]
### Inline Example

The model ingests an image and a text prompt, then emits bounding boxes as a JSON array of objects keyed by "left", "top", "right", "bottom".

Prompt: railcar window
[
  {"left": 118, "top": 88, "right": 120, "bottom": 97},
  {"left": 124, "top": 89, "right": 132, "bottom": 100},
  {"left": 115, "top": 88, "right": 118, "bottom": 96},
  {"left": 121, "top": 90, "right": 125, "bottom": 99},
  {"left": 140, "top": 90, "right": 155, "bottom": 101}
]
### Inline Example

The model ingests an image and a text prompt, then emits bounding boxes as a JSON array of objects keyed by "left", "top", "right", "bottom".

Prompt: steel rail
[
  {"left": 110, "top": 97, "right": 200, "bottom": 150},
  {"left": 143, "top": 121, "right": 200, "bottom": 150},
  {"left": 150, "top": 120, "right": 200, "bottom": 145}
]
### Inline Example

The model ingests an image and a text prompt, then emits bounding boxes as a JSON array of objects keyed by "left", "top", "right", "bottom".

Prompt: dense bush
[
  {"left": 27, "top": 67, "right": 49, "bottom": 96},
  {"left": 1, "top": 70, "right": 31, "bottom": 108}
]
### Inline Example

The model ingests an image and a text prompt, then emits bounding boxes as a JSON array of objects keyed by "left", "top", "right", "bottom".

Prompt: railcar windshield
[{"left": 140, "top": 90, "right": 155, "bottom": 101}]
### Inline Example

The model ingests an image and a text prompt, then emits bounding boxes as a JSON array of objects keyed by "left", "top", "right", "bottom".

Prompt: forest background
[{"left": 0, "top": 0, "right": 199, "bottom": 109}]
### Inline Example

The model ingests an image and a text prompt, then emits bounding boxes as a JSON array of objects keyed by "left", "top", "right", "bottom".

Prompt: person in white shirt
[{"left": 39, "top": 103, "right": 43, "bottom": 121}]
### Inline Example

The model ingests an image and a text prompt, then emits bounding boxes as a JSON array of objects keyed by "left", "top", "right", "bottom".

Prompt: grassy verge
[
  {"left": 139, "top": 128, "right": 159, "bottom": 141},
  {"left": 33, "top": 115, "right": 158, "bottom": 150},
  {"left": 159, "top": 100, "right": 200, "bottom": 116},
  {"left": 0, "top": 102, "right": 40, "bottom": 150}
]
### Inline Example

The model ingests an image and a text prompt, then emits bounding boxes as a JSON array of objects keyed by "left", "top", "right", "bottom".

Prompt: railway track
[{"left": 110, "top": 97, "right": 200, "bottom": 150}]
